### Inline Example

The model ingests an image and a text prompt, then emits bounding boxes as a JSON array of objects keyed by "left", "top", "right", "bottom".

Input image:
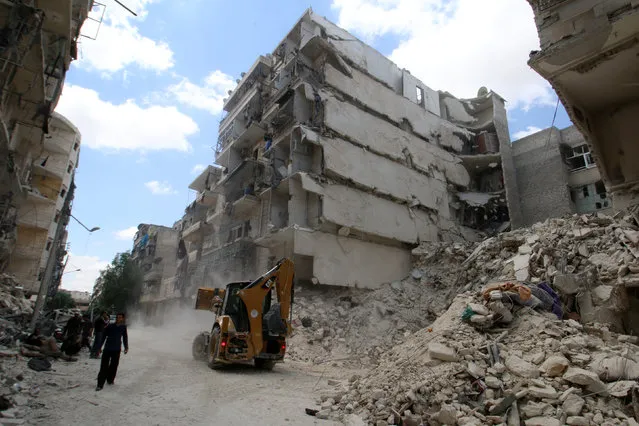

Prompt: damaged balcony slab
[
  {"left": 292, "top": 227, "right": 411, "bottom": 289},
  {"left": 459, "top": 154, "right": 502, "bottom": 173},
  {"left": 299, "top": 127, "right": 449, "bottom": 216},
  {"left": 216, "top": 121, "right": 266, "bottom": 170},
  {"left": 297, "top": 173, "right": 440, "bottom": 244},
  {"left": 323, "top": 63, "right": 470, "bottom": 151},
  {"left": 457, "top": 191, "right": 505, "bottom": 207},
  {"left": 232, "top": 194, "right": 260, "bottom": 218},
  {"left": 321, "top": 96, "right": 470, "bottom": 188}
]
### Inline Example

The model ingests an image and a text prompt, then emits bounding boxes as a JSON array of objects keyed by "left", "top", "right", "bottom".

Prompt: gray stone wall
[{"left": 512, "top": 127, "right": 573, "bottom": 227}]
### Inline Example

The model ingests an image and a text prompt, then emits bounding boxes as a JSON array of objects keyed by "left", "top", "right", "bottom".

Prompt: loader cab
[{"left": 222, "top": 281, "right": 251, "bottom": 332}]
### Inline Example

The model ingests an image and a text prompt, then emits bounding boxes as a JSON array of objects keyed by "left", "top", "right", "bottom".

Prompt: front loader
[{"left": 191, "top": 258, "right": 294, "bottom": 370}]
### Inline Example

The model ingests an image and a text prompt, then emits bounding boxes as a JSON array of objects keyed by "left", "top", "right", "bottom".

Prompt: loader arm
[{"left": 238, "top": 258, "right": 294, "bottom": 357}]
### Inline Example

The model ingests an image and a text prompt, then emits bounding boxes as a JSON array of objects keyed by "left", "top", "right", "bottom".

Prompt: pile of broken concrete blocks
[{"left": 323, "top": 293, "right": 639, "bottom": 426}]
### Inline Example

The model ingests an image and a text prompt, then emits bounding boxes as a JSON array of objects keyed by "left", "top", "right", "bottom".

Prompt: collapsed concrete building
[
  {"left": 526, "top": 0, "right": 639, "bottom": 209},
  {"left": 178, "top": 9, "right": 520, "bottom": 291},
  {"left": 512, "top": 125, "right": 611, "bottom": 226},
  {"left": 0, "top": 1, "right": 90, "bottom": 295}
]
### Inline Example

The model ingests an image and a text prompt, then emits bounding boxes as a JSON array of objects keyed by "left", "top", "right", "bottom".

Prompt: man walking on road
[
  {"left": 90, "top": 311, "right": 108, "bottom": 358},
  {"left": 96, "top": 312, "right": 128, "bottom": 391}
]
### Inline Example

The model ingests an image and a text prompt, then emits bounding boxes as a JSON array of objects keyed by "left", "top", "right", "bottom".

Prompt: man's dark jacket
[{"left": 101, "top": 324, "right": 128, "bottom": 352}]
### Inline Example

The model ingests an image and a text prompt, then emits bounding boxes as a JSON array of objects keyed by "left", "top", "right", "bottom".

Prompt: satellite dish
[{"left": 477, "top": 86, "right": 489, "bottom": 97}]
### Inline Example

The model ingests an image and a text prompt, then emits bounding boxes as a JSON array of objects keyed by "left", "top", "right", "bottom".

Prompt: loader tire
[
  {"left": 254, "top": 358, "right": 275, "bottom": 371},
  {"left": 207, "top": 327, "right": 223, "bottom": 370},
  {"left": 192, "top": 332, "right": 209, "bottom": 361}
]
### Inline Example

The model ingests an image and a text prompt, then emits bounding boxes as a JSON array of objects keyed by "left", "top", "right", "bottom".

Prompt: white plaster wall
[
  {"left": 309, "top": 13, "right": 403, "bottom": 93},
  {"left": 293, "top": 228, "right": 411, "bottom": 288},
  {"left": 324, "top": 65, "right": 469, "bottom": 153},
  {"left": 402, "top": 70, "right": 441, "bottom": 117},
  {"left": 322, "top": 95, "right": 470, "bottom": 187},
  {"left": 299, "top": 174, "right": 440, "bottom": 244},
  {"left": 307, "top": 130, "right": 449, "bottom": 217}
]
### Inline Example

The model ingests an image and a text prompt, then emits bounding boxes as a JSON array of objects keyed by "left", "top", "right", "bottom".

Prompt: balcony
[
  {"left": 232, "top": 195, "right": 260, "bottom": 218},
  {"left": 223, "top": 55, "right": 272, "bottom": 113},
  {"left": 216, "top": 118, "right": 266, "bottom": 168},
  {"left": 188, "top": 165, "right": 223, "bottom": 193},
  {"left": 182, "top": 221, "right": 204, "bottom": 242}
]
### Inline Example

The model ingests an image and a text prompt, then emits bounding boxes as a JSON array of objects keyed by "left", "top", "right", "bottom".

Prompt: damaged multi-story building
[
  {"left": 0, "top": 1, "right": 90, "bottom": 293},
  {"left": 177, "top": 9, "right": 521, "bottom": 292},
  {"left": 5, "top": 113, "right": 80, "bottom": 295},
  {"left": 526, "top": 0, "right": 639, "bottom": 209},
  {"left": 132, "top": 223, "right": 181, "bottom": 322},
  {"left": 512, "top": 125, "right": 611, "bottom": 226}
]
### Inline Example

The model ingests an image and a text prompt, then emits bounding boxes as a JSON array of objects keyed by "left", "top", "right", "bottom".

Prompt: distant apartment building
[
  {"left": 61, "top": 289, "right": 91, "bottom": 311},
  {"left": 0, "top": 1, "right": 91, "bottom": 277},
  {"left": 179, "top": 9, "right": 520, "bottom": 292},
  {"left": 511, "top": 125, "right": 611, "bottom": 227},
  {"left": 526, "top": 0, "right": 639, "bottom": 209},
  {"left": 131, "top": 224, "right": 180, "bottom": 321},
  {"left": 6, "top": 113, "right": 81, "bottom": 295}
]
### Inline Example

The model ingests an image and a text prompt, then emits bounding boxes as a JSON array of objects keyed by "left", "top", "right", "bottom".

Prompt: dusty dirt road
[{"left": 26, "top": 323, "right": 341, "bottom": 426}]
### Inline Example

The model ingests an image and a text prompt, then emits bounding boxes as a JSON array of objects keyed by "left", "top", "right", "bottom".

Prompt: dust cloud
[{"left": 127, "top": 304, "right": 214, "bottom": 360}]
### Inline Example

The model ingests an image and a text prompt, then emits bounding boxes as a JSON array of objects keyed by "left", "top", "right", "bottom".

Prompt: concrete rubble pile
[
  {"left": 287, "top": 243, "right": 474, "bottom": 366},
  {"left": 321, "top": 294, "right": 639, "bottom": 425},
  {"left": 0, "top": 274, "right": 33, "bottom": 348},
  {"left": 303, "top": 208, "right": 639, "bottom": 424}
]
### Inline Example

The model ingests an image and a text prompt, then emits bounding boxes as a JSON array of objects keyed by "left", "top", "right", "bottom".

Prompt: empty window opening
[
  {"left": 67, "top": 162, "right": 73, "bottom": 173},
  {"left": 45, "top": 240, "right": 52, "bottom": 251},
  {"left": 73, "top": 142, "right": 79, "bottom": 151},
  {"left": 54, "top": 210, "right": 61, "bottom": 223},
  {"left": 415, "top": 86, "right": 425, "bottom": 107},
  {"left": 60, "top": 188, "right": 66, "bottom": 198}
]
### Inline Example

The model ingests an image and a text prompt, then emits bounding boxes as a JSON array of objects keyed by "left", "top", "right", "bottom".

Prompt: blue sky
[{"left": 58, "top": 0, "right": 571, "bottom": 292}]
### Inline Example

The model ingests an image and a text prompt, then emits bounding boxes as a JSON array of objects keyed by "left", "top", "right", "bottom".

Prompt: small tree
[
  {"left": 91, "top": 252, "right": 143, "bottom": 314},
  {"left": 48, "top": 291, "right": 76, "bottom": 310}
]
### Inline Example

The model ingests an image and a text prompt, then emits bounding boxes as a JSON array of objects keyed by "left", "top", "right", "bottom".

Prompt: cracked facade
[
  {"left": 526, "top": 0, "right": 639, "bottom": 209},
  {"left": 0, "top": 1, "right": 90, "bottom": 295},
  {"left": 160, "top": 8, "right": 519, "bottom": 298}
]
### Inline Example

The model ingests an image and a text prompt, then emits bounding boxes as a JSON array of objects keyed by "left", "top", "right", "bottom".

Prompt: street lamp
[
  {"left": 63, "top": 268, "right": 81, "bottom": 275},
  {"left": 70, "top": 214, "right": 100, "bottom": 232}
]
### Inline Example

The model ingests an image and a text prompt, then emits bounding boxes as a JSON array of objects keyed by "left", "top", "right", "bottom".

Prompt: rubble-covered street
[
  {"left": 1, "top": 324, "right": 349, "bottom": 426},
  {"left": 4, "top": 208, "right": 639, "bottom": 425}
]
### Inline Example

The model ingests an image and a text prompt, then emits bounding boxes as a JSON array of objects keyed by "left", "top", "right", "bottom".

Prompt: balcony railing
[{"left": 534, "top": 0, "right": 569, "bottom": 12}]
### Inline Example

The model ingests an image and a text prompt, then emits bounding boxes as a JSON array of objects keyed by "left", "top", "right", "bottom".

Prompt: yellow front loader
[{"left": 191, "top": 258, "right": 294, "bottom": 370}]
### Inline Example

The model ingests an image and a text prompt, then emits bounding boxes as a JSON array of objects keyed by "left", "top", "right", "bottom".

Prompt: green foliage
[
  {"left": 48, "top": 291, "right": 76, "bottom": 310},
  {"left": 90, "top": 252, "right": 143, "bottom": 314}
]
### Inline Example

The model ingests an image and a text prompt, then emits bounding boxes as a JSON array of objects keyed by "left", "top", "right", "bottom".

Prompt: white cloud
[
  {"left": 56, "top": 85, "right": 198, "bottom": 152},
  {"left": 191, "top": 164, "right": 206, "bottom": 175},
  {"left": 114, "top": 226, "right": 138, "bottom": 241},
  {"left": 77, "top": 0, "right": 174, "bottom": 73},
  {"left": 512, "top": 126, "right": 543, "bottom": 140},
  {"left": 60, "top": 253, "right": 110, "bottom": 293},
  {"left": 168, "top": 70, "right": 236, "bottom": 115},
  {"left": 145, "top": 180, "right": 177, "bottom": 195},
  {"left": 331, "top": 0, "right": 554, "bottom": 110}
]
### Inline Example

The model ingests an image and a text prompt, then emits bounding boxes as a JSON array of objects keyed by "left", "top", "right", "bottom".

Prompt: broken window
[
  {"left": 415, "top": 86, "right": 425, "bottom": 107},
  {"left": 565, "top": 144, "right": 595, "bottom": 171},
  {"left": 571, "top": 181, "right": 611, "bottom": 213}
]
